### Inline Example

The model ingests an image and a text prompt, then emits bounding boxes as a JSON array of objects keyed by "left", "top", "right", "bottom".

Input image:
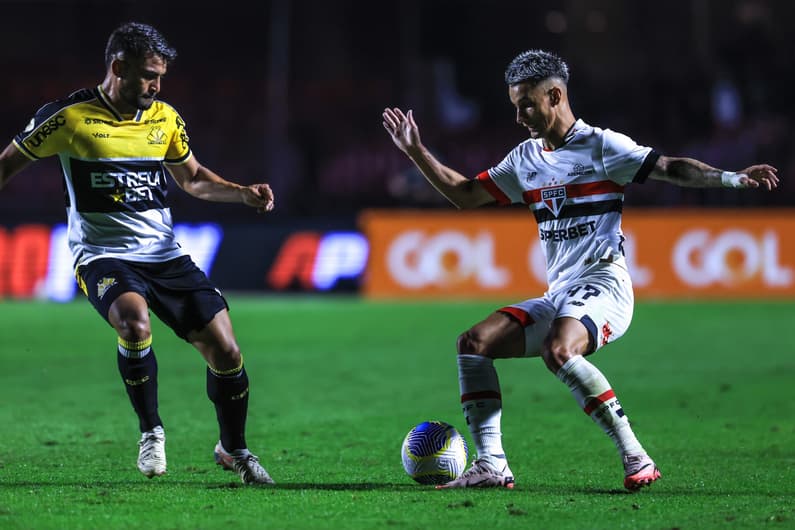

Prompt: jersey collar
[
  {"left": 542, "top": 119, "right": 586, "bottom": 152},
  {"left": 95, "top": 85, "right": 145, "bottom": 122},
  {"left": 562, "top": 119, "right": 586, "bottom": 144}
]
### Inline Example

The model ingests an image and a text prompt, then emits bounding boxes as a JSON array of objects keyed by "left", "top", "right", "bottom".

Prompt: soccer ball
[{"left": 401, "top": 421, "right": 468, "bottom": 485}]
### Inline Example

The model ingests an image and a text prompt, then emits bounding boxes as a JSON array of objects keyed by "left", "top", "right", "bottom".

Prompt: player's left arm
[
  {"left": 649, "top": 156, "right": 779, "bottom": 190},
  {"left": 166, "top": 156, "right": 274, "bottom": 212}
]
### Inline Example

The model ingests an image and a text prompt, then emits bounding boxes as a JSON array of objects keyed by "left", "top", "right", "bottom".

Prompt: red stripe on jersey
[
  {"left": 498, "top": 306, "right": 535, "bottom": 328},
  {"left": 476, "top": 171, "right": 511, "bottom": 205},
  {"left": 583, "top": 389, "right": 616, "bottom": 415},
  {"left": 523, "top": 180, "right": 625, "bottom": 205},
  {"left": 461, "top": 390, "right": 502, "bottom": 402}
]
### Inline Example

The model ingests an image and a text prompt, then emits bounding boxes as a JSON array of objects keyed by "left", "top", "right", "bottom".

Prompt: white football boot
[
  {"left": 436, "top": 458, "right": 514, "bottom": 489},
  {"left": 214, "top": 441, "right": 275, "bottom": 485},
  {"left": 137, "top": 426, "right": 167, "bottom": 478}
]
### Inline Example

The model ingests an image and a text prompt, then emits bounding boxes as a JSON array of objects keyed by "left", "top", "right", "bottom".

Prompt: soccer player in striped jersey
[
  {"left": 0, "top": 22, "right": 276, "bottom": 485},
  {"left": 382, "top": 49, "right": 778, "bottom": 491}
]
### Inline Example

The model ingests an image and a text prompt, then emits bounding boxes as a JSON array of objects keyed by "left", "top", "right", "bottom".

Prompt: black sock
[
  {"left": 206, "top": 365, "right": 249, "bottom": 452},
  {"left": 117, "top": 347, "right": 162, "bottom": 432}
]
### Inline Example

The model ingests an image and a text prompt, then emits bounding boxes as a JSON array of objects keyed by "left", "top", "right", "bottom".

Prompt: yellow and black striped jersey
[{"left": 14, "top": 85, "right": 192, "bottom": 267}]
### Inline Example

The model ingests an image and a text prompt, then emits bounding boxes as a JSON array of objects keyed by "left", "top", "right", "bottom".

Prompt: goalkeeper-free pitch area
[{"left": 0, "top": 297, "right": 792, "bottom": 530}]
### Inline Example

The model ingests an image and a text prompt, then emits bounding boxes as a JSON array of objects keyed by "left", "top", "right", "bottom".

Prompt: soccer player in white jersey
[
  {"left": 382, "top": 49, "right": 778, "bottom": 491},
  {"left": 0, "top": 23, "right": 277, "bottom": 485}
]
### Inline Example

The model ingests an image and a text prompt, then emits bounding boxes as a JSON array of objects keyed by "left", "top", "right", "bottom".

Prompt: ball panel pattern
[{"left": 401, "top": 421, "right": 468, "bottom": 484}]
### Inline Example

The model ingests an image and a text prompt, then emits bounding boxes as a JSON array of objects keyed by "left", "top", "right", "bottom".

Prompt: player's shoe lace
[
  {"left": 623, "top": 453, "right": 661, "bottom": 491},
  {"left": 214, "top": 441, "right": 275, "bottom": 485},
  {"left": 137, "top": 426, "right": 166, "bottom": 478},
  {"left": 436, "top": 458, "right": 515, "bottom": 489}
]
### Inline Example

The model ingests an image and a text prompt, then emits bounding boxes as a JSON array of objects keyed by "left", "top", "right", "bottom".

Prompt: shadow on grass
[
  {"left": 0, "top": 480, "right": 640, "bottom": 495},
  {"left": 208, "top": 482, "right": 422, "bottom": 490},
  {"left": 5, "top": 480, "right": 778, "bottom": 497},
  {"left": 0, "top": 480, "right": 417, "bottom": 491}
]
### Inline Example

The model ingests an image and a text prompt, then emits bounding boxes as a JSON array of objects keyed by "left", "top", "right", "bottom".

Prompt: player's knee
[
  {"left": 224, "top": 344, "right": 242, "bottom": 365},
  {"left": 457, "top": 329, "right": 490, "bottom": 356},
  {"left": 209, "top": 343, "right": 242, "bottom": 372},
  {"left": 541, "top": 339, "right": 576, "bottom": 373},
  {"left": 116, "top": 315, "right": 151, "bottom": 342}
]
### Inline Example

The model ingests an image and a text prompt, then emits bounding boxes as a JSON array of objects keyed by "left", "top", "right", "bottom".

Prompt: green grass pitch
[{"left": 0, "top": 297, "right": 793, "bottom": 529}]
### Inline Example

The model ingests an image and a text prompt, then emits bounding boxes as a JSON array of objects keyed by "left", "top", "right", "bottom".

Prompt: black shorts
[{"left": 76, "top": 255, "right": 229, "bottom": 340}]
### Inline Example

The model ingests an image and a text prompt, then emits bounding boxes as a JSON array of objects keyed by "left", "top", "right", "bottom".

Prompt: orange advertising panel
[{"left": 360, "top": 209, "right": 795, "bottom": 299}]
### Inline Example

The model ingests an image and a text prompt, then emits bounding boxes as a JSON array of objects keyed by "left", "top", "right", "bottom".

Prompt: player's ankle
[{"left": 477, "top": 453, "right": 508, "bottom": 470}]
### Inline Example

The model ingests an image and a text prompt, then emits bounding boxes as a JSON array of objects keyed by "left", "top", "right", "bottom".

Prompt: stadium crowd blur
[{"left": 1, "top": 0, "right": 792, "bottom": 225}]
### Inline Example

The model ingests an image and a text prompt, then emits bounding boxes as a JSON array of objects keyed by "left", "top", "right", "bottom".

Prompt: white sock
[
  {"left": 556, "top": 355, "right": 644, "bottom": 457},
  {"left": 457, "top": 354, "right": 506, "bottom": 467}
]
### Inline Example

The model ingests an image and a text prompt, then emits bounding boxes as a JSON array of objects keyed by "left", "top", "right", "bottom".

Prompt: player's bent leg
[
  {"left": 547, "top": 319, "right": 658, "bottom": 490},
  {"left": 440, "top": 312, "right": 524, "bottom": 489},
  {"left": 109, "top": 292, "right": 167, "bottom": 478},
  {"left": 189, "top": 311, "right": 275, "bottom": 485},
  {"left": 190, "top": 310, "right": 247, "bottom": 452}
]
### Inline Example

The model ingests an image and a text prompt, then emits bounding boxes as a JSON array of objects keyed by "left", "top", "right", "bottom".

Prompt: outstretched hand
[
  {"left": 242, "top": 183, "right": 275, "bottom": 213},
  {"left": 736, "top": 164, "right": 779, "bottom": 190},
  {"left": 382, "top": 108, "right": 422, "bottom": 155}
]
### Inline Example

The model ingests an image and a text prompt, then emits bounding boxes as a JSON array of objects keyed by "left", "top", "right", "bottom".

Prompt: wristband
[{"left": 720, "top": 171, "right": 744, "bottom": 188}]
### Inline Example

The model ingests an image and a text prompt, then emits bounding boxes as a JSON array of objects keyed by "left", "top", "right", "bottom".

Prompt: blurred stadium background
[{"left": 0, "top": 0, "right": 793, "bottom": 301}]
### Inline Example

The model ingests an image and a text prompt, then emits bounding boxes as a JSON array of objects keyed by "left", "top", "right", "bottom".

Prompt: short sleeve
[
  {"left": 13, "top": 102, "right": 74, "bottom": 160},
  {"left": 164, "top": 112, "right": 191, "bottom": 164},
  {"left": 600, "top": 129, "right": 656, "bottom": 185},
  {"left": 478, "top": 147, "right": 526, "bottom": 205}
]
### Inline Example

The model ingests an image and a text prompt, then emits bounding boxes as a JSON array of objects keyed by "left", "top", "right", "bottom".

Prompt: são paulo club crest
[{"left": 540, "top": 186, "right": 567, "bottom": 217}]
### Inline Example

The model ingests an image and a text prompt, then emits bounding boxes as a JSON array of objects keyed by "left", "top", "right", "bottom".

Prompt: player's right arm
[
  {"left": 382, "top": 107, "right": 494, "bottom": 209},
  {"left": 2, "top": 96, "right": 80, "bottom": 190},
  {"left": 0, "top": 143, "right": 33, "bottom": 191}
]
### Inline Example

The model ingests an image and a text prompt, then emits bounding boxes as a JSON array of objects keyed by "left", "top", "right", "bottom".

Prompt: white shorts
[{"left": 499, "top": 263, "right": 634, "bottom": 357}]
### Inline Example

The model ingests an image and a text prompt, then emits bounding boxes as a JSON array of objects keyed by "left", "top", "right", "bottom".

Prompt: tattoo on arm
[{"left": 656, "top": 157, "right": 723, "bottom": 187}]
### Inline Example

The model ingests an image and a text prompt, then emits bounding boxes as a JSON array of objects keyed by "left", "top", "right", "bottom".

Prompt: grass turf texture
[{"left": 0, "top": 297, "right": 793, "bottom": 530}]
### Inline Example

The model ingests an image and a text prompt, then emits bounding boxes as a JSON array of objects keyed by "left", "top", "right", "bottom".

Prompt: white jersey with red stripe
[{"left": 477, "top": 119, "right": 658, "bottom": 294}]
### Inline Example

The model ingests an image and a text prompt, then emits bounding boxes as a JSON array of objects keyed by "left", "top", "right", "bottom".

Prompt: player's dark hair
[
  {"left": 105, "top": 22, "right": 177, "bottom": 67},
  {"left": 504, "top": 49, "right": 569, "bottom": 86}
]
